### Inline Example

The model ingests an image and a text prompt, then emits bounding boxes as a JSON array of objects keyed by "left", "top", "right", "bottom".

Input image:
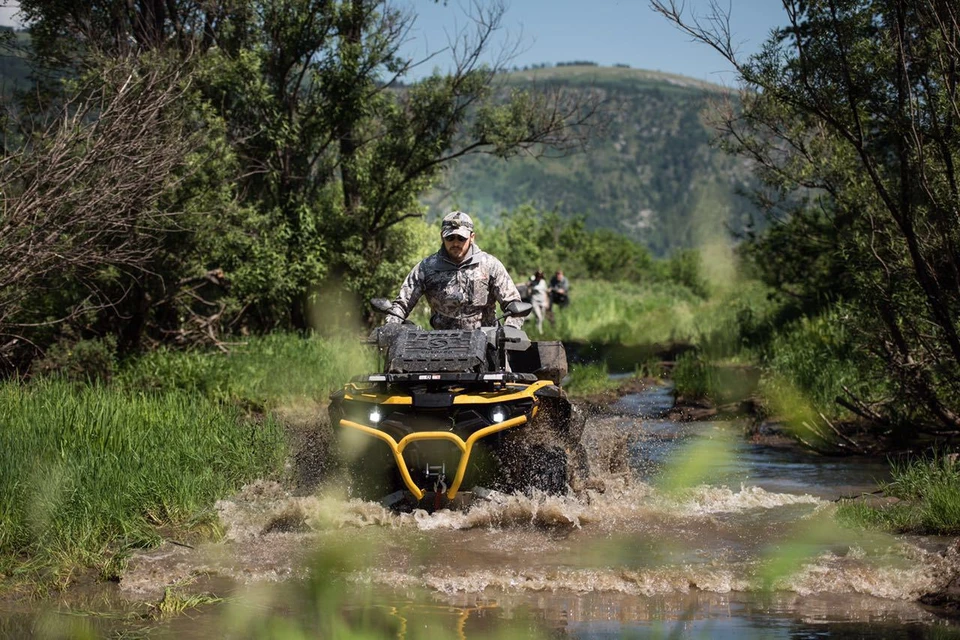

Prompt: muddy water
[{"left": 11, "top": 384, "right": 960, "bottom": 638}]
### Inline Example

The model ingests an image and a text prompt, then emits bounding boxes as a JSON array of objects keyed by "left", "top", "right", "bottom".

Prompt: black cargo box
[{"left": 508, "top": 341, "right": 568, "bottom": 383}]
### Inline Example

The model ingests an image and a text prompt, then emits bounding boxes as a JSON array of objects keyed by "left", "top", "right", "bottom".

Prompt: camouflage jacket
[{"left": 387, "top": 244, "right": 524, "bottom": 329}]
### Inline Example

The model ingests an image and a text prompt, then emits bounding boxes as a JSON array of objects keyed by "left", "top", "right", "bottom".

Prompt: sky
[
  {"left": 0, "top": 0, "right": 788, "bottom": 85},
  {"left": 399, "top": 0, "right": 789, "bottom": 84}
]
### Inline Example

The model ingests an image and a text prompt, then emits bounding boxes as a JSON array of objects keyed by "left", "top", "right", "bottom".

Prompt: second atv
[{"left": 328, "top": 298, "right": 587, "bottom": 510}]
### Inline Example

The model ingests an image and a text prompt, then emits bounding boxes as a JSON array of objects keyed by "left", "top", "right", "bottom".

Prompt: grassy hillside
[{"left": 423, "top": 64, "right": 757, "bottom": 256}]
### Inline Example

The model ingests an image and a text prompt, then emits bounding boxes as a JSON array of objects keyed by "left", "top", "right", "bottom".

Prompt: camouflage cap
[{"left": 441, "top": 211, "right": 474, "bottom": 239}]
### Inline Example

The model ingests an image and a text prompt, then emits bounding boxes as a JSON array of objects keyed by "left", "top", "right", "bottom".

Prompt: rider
[
  {"left": 528, "top": 269, "right": 549, "bottom": 332},
  {"left": 386, "top": 211, "right": 524, "bottom": 329}
]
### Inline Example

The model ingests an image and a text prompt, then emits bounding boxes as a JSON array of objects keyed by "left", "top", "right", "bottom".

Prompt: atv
[{"left": 328, "top": 298, "right": 587, "bottom": 510}]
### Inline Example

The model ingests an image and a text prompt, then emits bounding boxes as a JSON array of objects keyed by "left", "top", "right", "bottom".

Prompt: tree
[
  {"left": 0, "top": 54, "right": 201, "bottom": 366},
  {"left": 651, "top": 0, "right": 960, "bottom": 435},
  {"left": 18, "top": 0, "right": 601, "bottom": 333}
]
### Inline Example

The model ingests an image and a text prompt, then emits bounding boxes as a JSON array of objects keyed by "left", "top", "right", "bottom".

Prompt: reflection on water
[{"left": 6, "top": 384, "right": 960, "bottom": 639}]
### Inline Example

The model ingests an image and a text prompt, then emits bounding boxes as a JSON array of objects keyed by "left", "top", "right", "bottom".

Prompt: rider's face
[{"left": 442, "top": 233, "right": 473, "bottom": 263}]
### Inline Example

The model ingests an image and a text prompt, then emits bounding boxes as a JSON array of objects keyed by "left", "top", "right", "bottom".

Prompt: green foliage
[
  {"left": 1, "top": 2, "right": 597, "bottom": 351},
  {"left": 710, "top": 1, "right": 960, "bottom": 435},
  {"left": 32, "top": 336, "right": 118, "bottom": 383},
  {"left": 760, "top": 307, "right": 877, "bottom": 419},
  {"left": 0, "top": 378, "right": 285, "bottom": 582},
  {"left": 482, "top": 204, "right": 696, "bottom": 286},
  {"left": 664, "top": 249, "right": 709, "bottom": 299}
]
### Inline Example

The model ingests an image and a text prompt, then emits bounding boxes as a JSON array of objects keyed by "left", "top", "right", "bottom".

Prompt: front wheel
[{"left": 495, "top": 439, "right": 568, "bottom": 495}]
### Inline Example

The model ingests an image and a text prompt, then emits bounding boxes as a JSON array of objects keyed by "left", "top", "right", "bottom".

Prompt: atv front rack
[
  {"left": 337, "top": 379, "right": 552, "bottom": 501},
  {"left": 339, "top": 412, "right": 532, "bottom": 501},
  {"left": 351, "top": 372, "right": 539, "bottom": 384}
]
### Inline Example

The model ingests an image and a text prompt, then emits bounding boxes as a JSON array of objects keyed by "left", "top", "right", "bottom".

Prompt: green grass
[
  {"left": 563, "top": 362, "right": 621, "bottom": 397},
  {"left": 0, "top": 378, "right": 286, "bottom": 586},
  {"left": 529, "top": 278, "right": 774, "bottom": 351},
  {"left": 116, "top": 333, "right": 372, "bottom": 408},
  {"left": 530, "top": 279, "right": 702, "bottom": 346},
  {"left": 761, "top": 308, "right": 875, "bottom": 419},
  {"left": 836, "top": 453, "right": 960, "bottom": 535},
  {"left": 1, "top": 333, "right": 374, "bottom": 587}
]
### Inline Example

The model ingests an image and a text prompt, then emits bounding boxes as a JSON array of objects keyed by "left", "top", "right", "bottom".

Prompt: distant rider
[
  {"left": 528, "top": 269, "right": 549, "bottom": 332},
  {"left": 549, "top": 269, "right": 570, "bottom": 308},
  {"left": 387, "top": 211, "right": 524, "bottom": 330}
]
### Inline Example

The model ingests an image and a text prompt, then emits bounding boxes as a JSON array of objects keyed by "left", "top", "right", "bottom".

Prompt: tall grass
[
  {"left": 1, "top": 333, "right": 374, "bottom": 584},
  {"left": 0, "top": 378, "right": 286, "bottom": 584},
  {"left": 116, "top": 333, "right": 372, "bottom": 408},
  {"left": 836, "top": 452, "right": 960, "bottom": 535},
  {"left": 532, "top": 279, "right": 700, "bottom": 345},
  {"left": 534, "top": 278, "right": 773, "bottom": 352}
]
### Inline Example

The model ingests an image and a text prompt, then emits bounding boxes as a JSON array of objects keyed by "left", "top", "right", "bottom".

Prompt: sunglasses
[{"left": 443, "top": 234, "right": 469, "bottom": 242}]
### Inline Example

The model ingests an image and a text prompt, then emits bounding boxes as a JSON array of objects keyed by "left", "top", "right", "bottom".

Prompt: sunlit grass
[
  {"left": 0, "top": 378, "right": 286, "bottom": 585},
  {"left": 1, "top": 333, "right": 375, "bottom": 588},
  {"left": 535, "top": 279, "right": 701, "bottom": 346},
  {"left": 563, "top": 362, "right": 620, "bottom": 397},
  {"left": 115, "top": 333, "right": 372, "bottom": 408}
]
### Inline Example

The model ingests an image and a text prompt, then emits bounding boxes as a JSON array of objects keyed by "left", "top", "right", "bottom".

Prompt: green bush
[
  {"left": 761, "top": 307, "right": 876, "bottom": 419},
  {"left": 32, "top": 336, "right": 118, "bottom": 383}
]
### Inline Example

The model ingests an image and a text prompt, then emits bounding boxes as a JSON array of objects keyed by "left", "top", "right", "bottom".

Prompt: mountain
[
  {"left": 422, "top": 64, "right": 759, "bottom": 257},
  {"left": 0, "top": 29, "right": 35, "bottom": 96}
]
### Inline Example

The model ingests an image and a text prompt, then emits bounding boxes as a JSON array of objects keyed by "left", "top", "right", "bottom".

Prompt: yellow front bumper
[{"left": 338, "top": 412, "right": 532, "bottom": 501}]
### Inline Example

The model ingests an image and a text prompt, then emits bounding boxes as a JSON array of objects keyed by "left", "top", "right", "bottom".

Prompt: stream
[{"left": 6, "top": 383, "right": 960, "bottom": 639}]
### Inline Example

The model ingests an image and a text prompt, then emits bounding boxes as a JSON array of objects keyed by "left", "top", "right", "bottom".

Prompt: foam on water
[
  {"left": 782, "top": 544, "right": 958, "bottom": 600},
  {"left": 667, "top": 484, "right": 823, "bottom": 515},
  {"left": 200, "top": 476, "right": 960, "bottom": 603},
  {"left": 216, "top": 478, "right": 825, "bottom": 536},
  {"left": 351, "top": 544, "right": 955, "bottom": 601}
]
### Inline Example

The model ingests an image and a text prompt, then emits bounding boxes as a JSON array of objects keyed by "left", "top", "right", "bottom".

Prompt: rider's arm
[
  {"left": 489, "top": 259, "right": 524, "bottom": 328},
  {"left": 387, "top": 263, "right": 424, "bottom": 323}
]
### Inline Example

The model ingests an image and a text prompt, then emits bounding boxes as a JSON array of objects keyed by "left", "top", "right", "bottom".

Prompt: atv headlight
[
  {"left": 490, "top": 405, "right": 506, "bottom": 424},
  {"left": 368, "top": 406, "right": 382, "bottom": 424}
]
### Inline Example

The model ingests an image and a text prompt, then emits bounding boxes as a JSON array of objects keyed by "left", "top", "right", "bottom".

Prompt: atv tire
[
  {"left": 495, "top": 440, "right": 568, "bottom": 495},
  {"left": 340, "top": 438, "right": 399, "bottom": 501}
]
